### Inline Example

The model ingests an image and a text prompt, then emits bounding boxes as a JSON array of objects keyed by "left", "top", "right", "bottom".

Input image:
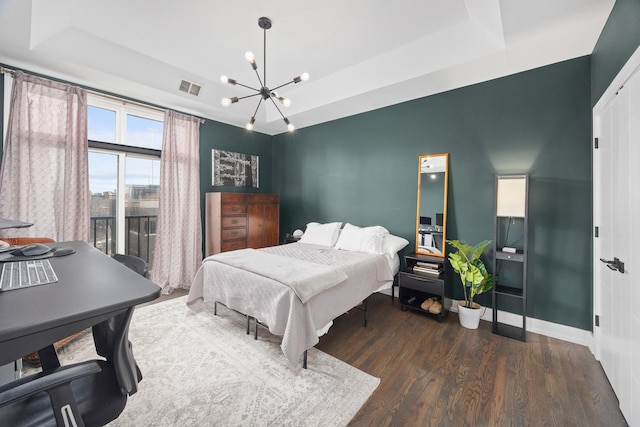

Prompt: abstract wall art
[{"left": 212, "top": 149, "right": 259, "bottom": 188}]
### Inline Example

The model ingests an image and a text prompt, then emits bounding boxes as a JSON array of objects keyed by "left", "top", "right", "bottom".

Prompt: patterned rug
[{"left": 45, "top": 296, "right": 380, "bottom": 426}]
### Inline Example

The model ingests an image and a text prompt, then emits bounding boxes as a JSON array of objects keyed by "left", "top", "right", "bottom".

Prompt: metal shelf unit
[{"left": 492, "top": 174, "right": 528, "bottom": 342}]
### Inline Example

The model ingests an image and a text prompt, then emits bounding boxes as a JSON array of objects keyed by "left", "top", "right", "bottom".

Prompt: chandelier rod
[
  {"left": 235, "top": 81, "right": 260, "bottom": 92},
  {"left": 252, "top": 98, "right": 262, "bottom": 118},
  {"left": 237, "top": 93, "right": 261, "bottom": 101},
  {"left": 252, "top": 64, "right": 264, "bottom": 90},
  {"left": 268, "top": 96, "right": 287, "bottom": 121},
  {"left": 270, "top": 80, "right": 296, "bottom": 92}
]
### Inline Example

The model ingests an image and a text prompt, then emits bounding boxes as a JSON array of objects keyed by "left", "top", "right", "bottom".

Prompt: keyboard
[{"left": 0, "top": 259, "right": 58, "bottom": 291}]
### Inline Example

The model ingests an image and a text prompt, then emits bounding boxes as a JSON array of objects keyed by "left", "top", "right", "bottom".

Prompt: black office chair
[
  {"left": 0, "top": 255, "right": 149, "bottom": 426},
  {"left": 0, "top": 360, "right": 126, "bottom": 426},
  {"left": 112, "top": 253, "right": 148, "bottom": 278},
  {"left": 0, "top": 308, "right": 138, "bottom": 426}
]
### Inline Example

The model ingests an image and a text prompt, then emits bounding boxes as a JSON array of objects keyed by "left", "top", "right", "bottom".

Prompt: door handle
[{"left": 599, "top": 257, "right": 625, "bottom": 274}]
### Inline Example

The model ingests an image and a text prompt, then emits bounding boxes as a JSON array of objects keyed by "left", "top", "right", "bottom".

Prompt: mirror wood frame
[{"left": 415, "top": 153, "right": 449, "bottom": 257}]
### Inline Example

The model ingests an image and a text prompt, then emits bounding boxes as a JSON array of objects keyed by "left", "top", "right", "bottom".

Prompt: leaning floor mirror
[{"left": 415, "top": 153, "right": 449, "bottom": 257}]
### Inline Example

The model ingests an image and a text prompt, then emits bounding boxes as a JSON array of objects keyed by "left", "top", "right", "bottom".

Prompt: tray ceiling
[{"left": 0, "top": 0, "right": 615, "bottom": 135}]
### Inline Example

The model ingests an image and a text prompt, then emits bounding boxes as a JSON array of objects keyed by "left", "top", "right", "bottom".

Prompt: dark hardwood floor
[{"left": 316, "top": 293, "right": 628, "bottom": 427}]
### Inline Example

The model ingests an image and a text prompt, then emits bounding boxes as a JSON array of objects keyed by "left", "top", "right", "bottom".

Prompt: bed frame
[{"left": 213, "top": 299, "right": 369, "bottom": 369}]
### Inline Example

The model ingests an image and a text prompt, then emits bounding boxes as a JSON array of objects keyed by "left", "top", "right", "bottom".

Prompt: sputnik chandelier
[{"left": 220, "top": 17, "right": 309, "bottom": 132}]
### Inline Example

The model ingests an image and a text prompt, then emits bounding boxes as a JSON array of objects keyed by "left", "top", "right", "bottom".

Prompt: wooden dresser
[{"left": 205, "top": 192, "right": 280, "bottom": 256}]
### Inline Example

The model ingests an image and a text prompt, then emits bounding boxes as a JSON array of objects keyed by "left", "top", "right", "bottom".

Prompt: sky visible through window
[{"left": 88, "top": 106, "right": 162, "bottom": 194}]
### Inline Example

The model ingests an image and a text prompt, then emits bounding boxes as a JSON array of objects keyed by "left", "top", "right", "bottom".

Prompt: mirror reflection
[{"left": 415, "top": 153, "right": 449, "bottom": 257}]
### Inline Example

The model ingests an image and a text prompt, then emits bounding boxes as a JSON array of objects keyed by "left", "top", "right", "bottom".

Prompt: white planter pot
[{"left": 457, "top": 301, "right": 482, "bottom": 329}]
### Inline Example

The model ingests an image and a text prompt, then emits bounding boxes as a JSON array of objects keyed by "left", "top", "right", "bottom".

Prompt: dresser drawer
[
  {"left": 222, "top": 216, "right": 247, "bottom": 228},
  {"left": 221, "top": 193, "right": 247, "bottom": 203},
  {"left": 248, "top": 194, "right": 279, "bottom": 203},
  {"left": 399, "top": 273, "right": 442, "bottom": 295},
  {"left": 222, "top": 240, "right": 247, "bottom": 252},
  {"left": 222, "top": 204, "right": 247, "bottom": 215},
  {"left": 222, "top": 228, "right": 247, "bottom": 240}
]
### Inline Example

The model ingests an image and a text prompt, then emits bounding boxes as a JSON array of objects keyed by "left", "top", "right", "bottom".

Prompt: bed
[{"left": 186, "top": 222, "right": 408, "bottom": 366}]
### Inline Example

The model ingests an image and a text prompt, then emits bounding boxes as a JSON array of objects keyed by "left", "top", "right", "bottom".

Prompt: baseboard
[
  {"left": 376, "top": 290, "right": 594, "bottom": 349},
  {"left": 449, "top": 300, "right": 593, "bottom": 348}
]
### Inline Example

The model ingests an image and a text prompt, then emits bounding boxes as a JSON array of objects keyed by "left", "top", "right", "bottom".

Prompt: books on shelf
[
  {"left": 415, "top": 261, "right": 441, "bottom": 269},
  {"left": 412, "top": 261, "right": 442, "bottom": 276}
]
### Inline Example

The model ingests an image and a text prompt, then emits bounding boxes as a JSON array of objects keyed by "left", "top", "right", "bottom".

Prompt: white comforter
[
  {"left": 186, "top": 243, "right": 394, "bottom": 365},
  {"left": 206, "top": 248, "right": 348, "bottom": 303}
]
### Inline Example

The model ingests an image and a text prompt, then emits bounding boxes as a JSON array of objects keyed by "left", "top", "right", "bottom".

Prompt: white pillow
[
  {"left": 299, "top": 222, "right": 342, "bottom": 247},
  {"left": 382, "top": 234, "right": 410, "bottom": 257},
  {"left": 334, "top": 223, "right": 387, "bottom": 254}
]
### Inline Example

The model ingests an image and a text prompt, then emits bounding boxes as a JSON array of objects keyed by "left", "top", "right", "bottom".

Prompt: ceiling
[{"left": 0, "top": 0, "right": 615, "bottom": 135}]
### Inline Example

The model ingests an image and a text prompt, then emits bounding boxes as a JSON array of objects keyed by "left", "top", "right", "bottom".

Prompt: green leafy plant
[{"left": 446, "top": 239, "right": 494, "bottom": 308}]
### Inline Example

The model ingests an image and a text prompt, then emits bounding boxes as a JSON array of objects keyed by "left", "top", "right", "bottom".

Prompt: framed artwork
[{"left": 212, "top": 149, "right": 259, "bottom": 188}]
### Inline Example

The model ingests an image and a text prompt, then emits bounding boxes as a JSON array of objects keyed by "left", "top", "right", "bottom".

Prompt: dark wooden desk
[{"left": 0, "top": 241, "right": 160, "bottom": 392}]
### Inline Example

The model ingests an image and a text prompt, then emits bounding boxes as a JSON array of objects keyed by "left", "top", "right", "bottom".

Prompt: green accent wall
[
  {"left": 591, "top": 0, "right": 640, "bottom": 106},
  {"left": 273, "top": 57, "right": 593, "bottom": 330}
]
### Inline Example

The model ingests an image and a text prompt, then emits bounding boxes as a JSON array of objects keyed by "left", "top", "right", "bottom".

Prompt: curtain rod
[
  {"left": 87, "top": 89, "right": 165, "bottom": 113},
  {"left": 87, "top": 90, "right": 204, "bottom": 123},
  {"left": 86, "top": 90, "right": 205, "bottom": 124},
  {"left": 1, "top": 65, "right": 205, "bottom": 124}
]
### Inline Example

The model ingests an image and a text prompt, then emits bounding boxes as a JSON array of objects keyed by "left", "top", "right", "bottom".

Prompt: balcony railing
[{"left": 90, "top": 215, "right": 157, "bottom": 266}]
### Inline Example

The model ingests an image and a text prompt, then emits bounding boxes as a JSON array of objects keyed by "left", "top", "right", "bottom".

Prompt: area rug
[{"left": 46, "top": 296, "right": 380, "bottom": 426}]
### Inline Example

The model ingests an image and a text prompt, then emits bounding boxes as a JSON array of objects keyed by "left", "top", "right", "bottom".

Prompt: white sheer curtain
[
  {"left": 0, "top": 71, "right": 89, "bottom": 241},
  {"left": 151, "top": 110, "right": 202, "bottom": 294}
]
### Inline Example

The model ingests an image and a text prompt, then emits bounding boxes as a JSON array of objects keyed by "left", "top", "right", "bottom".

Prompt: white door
[{"left": 593, "top": 51, "right": 640, "bottom": 426}]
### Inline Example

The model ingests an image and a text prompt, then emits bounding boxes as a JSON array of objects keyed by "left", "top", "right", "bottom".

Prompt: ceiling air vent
[{"left": 178, "top": 80, "right": 201, "bottom": 96}]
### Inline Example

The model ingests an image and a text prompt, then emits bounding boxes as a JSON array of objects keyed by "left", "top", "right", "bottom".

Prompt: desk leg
[{"left": 38, "top": 345, "right": 60, "bottom": 372}]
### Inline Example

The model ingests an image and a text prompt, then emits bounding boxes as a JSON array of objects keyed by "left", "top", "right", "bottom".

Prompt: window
[{"left": 87, "top": 95, "right": 163, "bottom": 265}]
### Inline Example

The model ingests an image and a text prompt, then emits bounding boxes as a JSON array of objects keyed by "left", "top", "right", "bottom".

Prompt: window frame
[{"left": 87, "top": 94, "right": 163, "bottom": 256}]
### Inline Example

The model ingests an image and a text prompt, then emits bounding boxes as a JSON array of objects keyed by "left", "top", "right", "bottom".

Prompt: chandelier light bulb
[
  {"left": 220, "top": 75, "right": 228, "bottom": 84},
  {"left": 284, "top": 118, "right": 295, "bottom": 132},
  {"left": 245, "top": 51, "right": 255, "bottom": 63},
  {"left": 221, "top": 97, "right": 238, "bottom": 107},
  {"left": 282, "top": 98, "right": 291, "bottom": 107},
  {"left": 301, "top": 72, "right": 310, "bottom": 82},
  {"left": 246, "top": 117, "right": 255, "bottom": 131}
]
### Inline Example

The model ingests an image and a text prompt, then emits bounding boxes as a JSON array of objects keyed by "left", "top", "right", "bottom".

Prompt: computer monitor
[{"left": 420, "top": 216, "right": 432, "bottom": 225}]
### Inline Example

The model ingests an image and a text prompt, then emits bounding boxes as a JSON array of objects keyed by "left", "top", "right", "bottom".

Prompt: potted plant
[{"left": 446, "top": 239, "right": 494, "bottom": 329}]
